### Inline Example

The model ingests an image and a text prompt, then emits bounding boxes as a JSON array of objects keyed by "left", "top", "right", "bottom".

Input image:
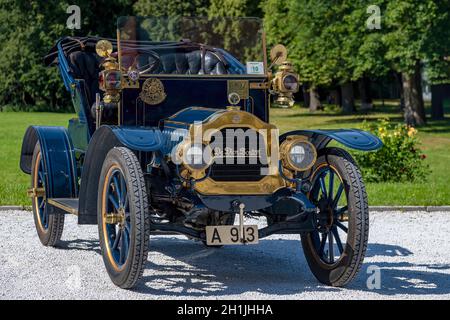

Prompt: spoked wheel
[
  {"left": 301, "top": 147, "right": 369, "bottom": 287},
  {"left": 98, "top": 147, "right": 150, "bottom": 289},
  {"left": 31, "top": 143, "right": 64, "bottom": 246}
]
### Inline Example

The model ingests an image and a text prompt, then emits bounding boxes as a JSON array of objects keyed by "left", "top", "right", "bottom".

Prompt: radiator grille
[{"left": 209, "top": 127, "right": 268, "bottom": 182}]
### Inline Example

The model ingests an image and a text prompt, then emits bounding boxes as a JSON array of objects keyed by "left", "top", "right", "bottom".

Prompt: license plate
[{"left": 205, "top": 225, "right": 259, "bottom": 246}]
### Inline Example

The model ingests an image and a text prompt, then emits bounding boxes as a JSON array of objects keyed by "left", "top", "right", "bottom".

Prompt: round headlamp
[
  {"left": 177, "top": 142, "right": 213, "bottom": 172},
  {"left": 282, "top": 74, "right": 299, "bottom": 92},
  {"left": 280, "top": 137, "right": 317, "bottom": 172}
]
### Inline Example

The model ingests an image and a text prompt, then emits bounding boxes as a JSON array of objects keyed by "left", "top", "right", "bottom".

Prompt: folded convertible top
[{"left": 44, "top": 36, "right": 223, "bottom": 67}]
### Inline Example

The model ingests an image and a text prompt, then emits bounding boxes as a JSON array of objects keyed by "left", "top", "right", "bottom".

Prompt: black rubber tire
[
  {"left": 97, "top": 147, "right": 150, "bottom": 289},
  {"left": 301, "top": 147, "right": 369, "bottom": 287},
  {"left": 31, "top": 142, "right": 65, "bottom": 247}
]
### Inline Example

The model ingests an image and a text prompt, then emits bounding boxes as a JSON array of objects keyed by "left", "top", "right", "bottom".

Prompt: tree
[
  {"left": 423, "top": 1, "right": 450, "bottom": 120},
  {"left": 382, "top": 0, "right": 450, "bottom": 126},
  {"left": 208, "top": 0, "right": 262, "bottom": 18},
  {"left": 344, "top": 0, "right": 390, "bottom": 110},
  {"left": 281, "top": 0, "right": 340, "bottom": 111},
  {"left": 0, "top": 0, "right": 134, "bottom": 111},
  {"left": 264, "top": 0, "right": 390, "bottom": 112},
  {"left": 133, "top": 0, "right": 210, "bottom": 17}
]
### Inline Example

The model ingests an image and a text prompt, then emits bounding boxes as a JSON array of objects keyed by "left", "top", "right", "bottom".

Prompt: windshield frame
[{"left": 116, "top": 16, "right": 268, "bottom": 78}]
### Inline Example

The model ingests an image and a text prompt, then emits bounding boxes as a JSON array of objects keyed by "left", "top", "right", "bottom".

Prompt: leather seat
[
  {"left": 135, "top": 50, "right": 228, "bottom": 75},
  {"left": 69, "top": 49, "right": 227, "bottom": 102},
  {"left": 68, "top": 51, "right": 102, "bottom": 107}
]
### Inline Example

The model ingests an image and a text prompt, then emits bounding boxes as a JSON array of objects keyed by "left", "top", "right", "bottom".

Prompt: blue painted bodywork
[
  {"left": 280, "top": 129, "right": 383, "bottom": 151},
  {"left": 20, "top": 126, "right": 77, "bottom": 199},
  {"left": 110, "top": 126, "right": 164, "bottom": 152}
]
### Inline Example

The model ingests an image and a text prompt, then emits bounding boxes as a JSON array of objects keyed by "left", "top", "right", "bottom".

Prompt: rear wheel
[
  {"left": 301, "top": 148, "right": 369, "bottom": 287},
  {"left": 31, "top": 143, "right": 65, "bottom": 246},
  {"left": 98, "top": 147, "right": 150, "bottom": 289}
]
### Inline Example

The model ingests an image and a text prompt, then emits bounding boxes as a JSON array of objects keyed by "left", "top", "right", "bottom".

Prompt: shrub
[{"left": 354, "top": 119, "right": 430, "bottom": 183}]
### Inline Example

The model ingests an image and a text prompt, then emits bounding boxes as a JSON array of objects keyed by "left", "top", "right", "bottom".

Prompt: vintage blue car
[{"left": 20, "top": 17, "right": 382, "bottom": 289}]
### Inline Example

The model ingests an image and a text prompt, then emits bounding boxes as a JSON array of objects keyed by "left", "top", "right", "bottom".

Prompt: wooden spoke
[
  {"left": 332, "top": 227, "right": 344, "bottom": 254},
  {"left": 335, "top": 220, "right": 348, "bottom": 233},
  {"left": 328, "top": 231, "right": 334, "bottom": 263}
]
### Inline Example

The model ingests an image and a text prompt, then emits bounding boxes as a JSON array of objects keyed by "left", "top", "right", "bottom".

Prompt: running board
[{"left": 47, "top": 198, "right": 79, "bottom": 216}]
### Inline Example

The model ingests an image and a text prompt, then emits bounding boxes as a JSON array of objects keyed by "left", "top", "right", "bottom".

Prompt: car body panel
[
  {"left": 280, "top": 129, "right": 383, "bottom": 151},
  {"left": 20, "top": 126, "right": 77, "bottom": 199}
]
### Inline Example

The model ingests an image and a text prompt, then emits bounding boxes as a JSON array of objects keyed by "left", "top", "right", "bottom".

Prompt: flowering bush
[{"left": 354, "top": 119, "right": 430, "bottom": 183}]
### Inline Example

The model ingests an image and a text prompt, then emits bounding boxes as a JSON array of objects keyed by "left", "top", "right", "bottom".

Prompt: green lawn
[
  {"left": 0, "top": 112, "right": 74, "bottom": 206},
  {"left": 1, "top": 103, "right": 449, "bottom": 206}
]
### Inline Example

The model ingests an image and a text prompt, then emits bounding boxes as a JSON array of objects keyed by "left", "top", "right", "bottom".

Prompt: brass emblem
[
  {"left": 140, "top": 78, "right": 167, "bottom": 105},
  {"left": 227, "top": 80, "right": 249, "bottom": 99},
  {"left": 231, "top": 114, "right": 241, "bottom": 124}
]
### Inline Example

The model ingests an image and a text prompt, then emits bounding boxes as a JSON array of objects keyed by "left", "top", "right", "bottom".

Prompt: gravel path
[{"left": 1, "top": 210, "right": 449, "bottom": 300}]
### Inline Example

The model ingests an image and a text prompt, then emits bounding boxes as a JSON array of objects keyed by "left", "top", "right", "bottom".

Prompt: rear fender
[
  {"left": 20, "top": 126, "right": 77, "bottom": 199},
  {"left": 280, "top": 129, "right": 383, "bottom": 151}
]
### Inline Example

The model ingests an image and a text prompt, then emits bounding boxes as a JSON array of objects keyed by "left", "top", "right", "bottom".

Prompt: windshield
[{"left": 117, "top": 16, "right": 266, "bottom": 76}]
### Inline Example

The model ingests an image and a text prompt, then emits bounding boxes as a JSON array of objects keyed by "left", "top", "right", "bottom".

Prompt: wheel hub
[
  {"left": 104, "top": 208, "right": 125, "bottom": 226},
  {"left": 317, "top": 197, "right": 334, "bottom": 232}
]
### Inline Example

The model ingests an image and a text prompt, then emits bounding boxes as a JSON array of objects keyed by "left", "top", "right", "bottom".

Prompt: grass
[
  {"left": 271, "top": 101, "right": 450, "bottom": 206},
  {"left": 0, "top": 100, "right": 449, "bottom": 206},
  {"left": 0, "top": 112, "right": 74, "bottom": 206}
]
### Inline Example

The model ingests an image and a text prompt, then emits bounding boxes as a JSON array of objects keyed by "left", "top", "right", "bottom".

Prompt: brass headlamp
[
  {"left": 269, "top": 45, "right": 300, "bottom": 108},
  {"left": 280, "top": 136, "right": 317, "bottom": 172},
  {"left": 96, "top": 40, "right": 122, "bottom": 104}
]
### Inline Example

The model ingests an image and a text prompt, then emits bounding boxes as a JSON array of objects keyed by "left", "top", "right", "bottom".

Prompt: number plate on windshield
[{"left": 205, "top": 225, "right": 259, "bottom": 246}]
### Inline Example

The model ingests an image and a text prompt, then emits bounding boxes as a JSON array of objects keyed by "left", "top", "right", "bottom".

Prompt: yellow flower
[{"left": 407, "top": 127, "right": 417, "bottom": 137}]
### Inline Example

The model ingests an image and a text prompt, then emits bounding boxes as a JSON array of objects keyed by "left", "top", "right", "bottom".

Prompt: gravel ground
[{"left": 1, "top": 210, "right": 449, "bottom": 300}]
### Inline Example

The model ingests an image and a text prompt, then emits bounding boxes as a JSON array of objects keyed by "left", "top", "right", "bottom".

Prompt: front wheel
[
  {"left": 301, "top": 147, "right": 369, "bottom": 287},
  {"left": 98, "top": 147, "right": 150, "bottom": 289}
]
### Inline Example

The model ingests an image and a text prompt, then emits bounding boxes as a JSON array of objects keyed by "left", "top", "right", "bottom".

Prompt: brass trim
[
  {"left": 280, "top": 135, "right": 317, "bottom": 172},
  {"left": 47, "top": 199, "right": 78, "bottom": 216},
  {"left": 122, "top": 76, "right": 140, "bottom": 89},
  {"left": 195, "top": 175, "right": 286, "bottom": 196},
  {"left": 250, "top": 82, "right": 270, "bottom": 90},
  {"left": 117, "top": 29, "right": 122, "bottom": 75},
  {"left": 262, "top": 30, "right": 268, "bottom": 73},
  {"left": 139, "top": 78, "right": 167, "bottom": 105},
  {"left": 27, "top": 187, "right": 45, "bottom": 198},
  {"left": 227, "top": 80, "right": 249, "bottom": 99},
  {"left": 178, "top": 109, "right": 285, "bottom": 195}
]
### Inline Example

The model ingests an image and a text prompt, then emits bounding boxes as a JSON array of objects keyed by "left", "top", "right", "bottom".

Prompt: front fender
[
  {"left": 280, "top": 129, "right": 383, "bottom": 151},
  {"left": 110, "top": 126, "right": 164, "bottom": 151},
  {"left": 78, "top": 125, "right": 164, "bottom": 224}
]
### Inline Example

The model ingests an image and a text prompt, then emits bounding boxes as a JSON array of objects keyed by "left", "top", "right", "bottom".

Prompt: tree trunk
[
  {"left": 395, "top": 72, "right": 405, "bottom": 111},
  {"left": 341, "top": 82, "right": 355, "bottom": 113},
  {"left": 358, "top": 77, "right": 373, "bottom": 110},
  {"left": 302, "top": 84, "right": 310, "bottom": 108},
  {"left": 309, "top": 87, "right": 321, "bottom": 112},
  {"left": 327, "top": 88, "right": 341, "bottom": 106},
  {"left": 402, "top": 61, "right": 426, "bottom": 126},
  {"left": 431, "top": 84, "right": 445, "bottom": 120}
]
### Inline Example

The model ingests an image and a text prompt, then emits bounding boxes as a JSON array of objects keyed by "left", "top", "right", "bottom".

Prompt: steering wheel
[{"left": 120, "top": 48, "right": 161, "bottom": 75}]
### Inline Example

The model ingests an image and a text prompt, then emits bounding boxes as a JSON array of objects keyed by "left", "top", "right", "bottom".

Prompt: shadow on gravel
[
  {"left": 56, "top": 236, "right": 450, "bottom": 297},
  {"left": 128, "top": 237, "right": 450, "bottom": 297},
  {"left": 58, "top": 239, "right": 101, "bottom": 254}
]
